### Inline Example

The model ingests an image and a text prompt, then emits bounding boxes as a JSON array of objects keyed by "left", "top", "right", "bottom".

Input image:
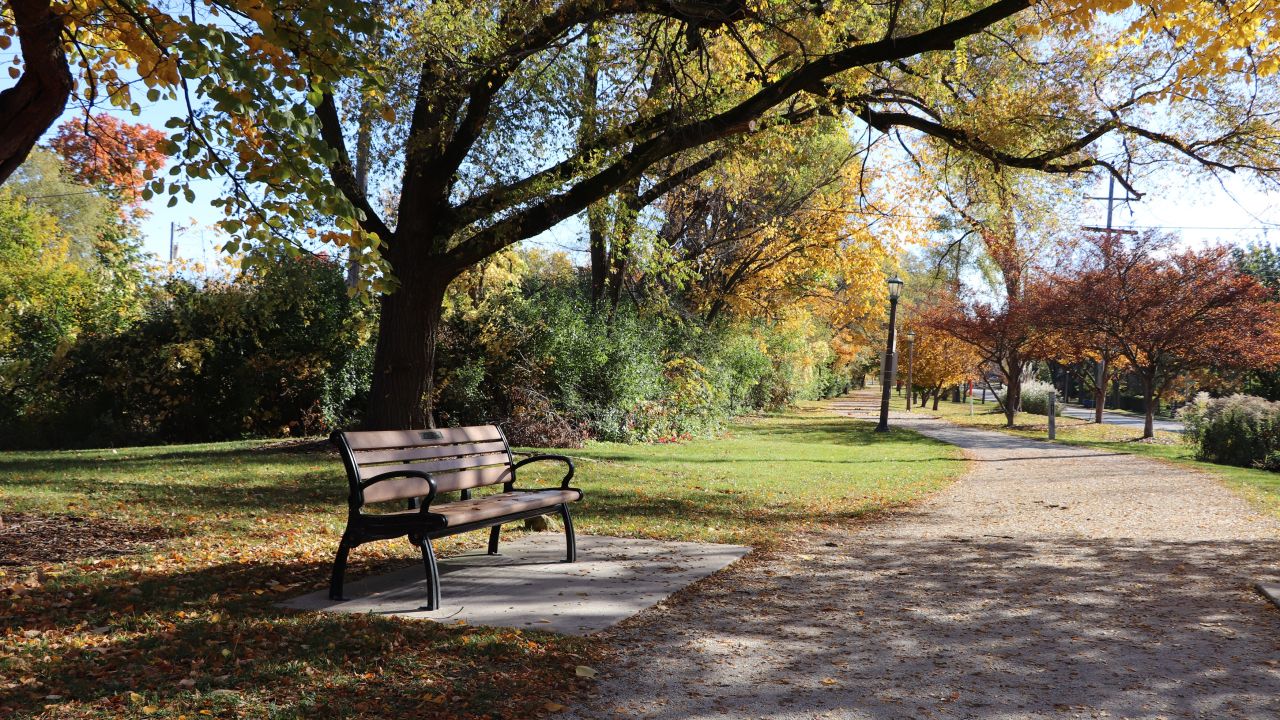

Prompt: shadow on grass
[
  {"left": 0, "top": 549, "right": 593, "bottom": 719},
  {"left": 0, "top": 474, "right": 344, "bottom": 516}
]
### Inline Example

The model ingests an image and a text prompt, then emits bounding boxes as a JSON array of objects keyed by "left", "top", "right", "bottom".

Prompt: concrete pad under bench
[
  {"left": 1259, "top": 582, "right": 1280, "bottom": 609},
  {"left": 282, "top": 535, "right": 750, "bottom": 635}
]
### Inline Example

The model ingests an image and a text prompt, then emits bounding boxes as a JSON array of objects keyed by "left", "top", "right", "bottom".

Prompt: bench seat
[
  {"left": 328, "top": 425, "right": 582, "bottom": 609},
  {"left": 368, "top": 489, "right": 583, "bottom": 527}
]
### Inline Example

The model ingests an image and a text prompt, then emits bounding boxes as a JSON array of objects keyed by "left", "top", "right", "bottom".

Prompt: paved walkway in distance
[
  {"left": 1060, "top": 404, "right": 1185, "bottom": 433},
  {"left": 568, "top": 389, "right": 1280, "bottom": 720}
]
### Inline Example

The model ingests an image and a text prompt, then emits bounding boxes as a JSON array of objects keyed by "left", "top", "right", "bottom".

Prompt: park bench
[{"left": 329, "top": 425, "right": 580, "bottom": 609}]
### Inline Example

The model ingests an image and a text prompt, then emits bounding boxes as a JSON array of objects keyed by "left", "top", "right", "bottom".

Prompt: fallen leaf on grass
[
  {"left": 544, "top": 701, "right": 568, "bottom": 712},
  {"left": 575, "top": 665, "right": 597, "bottom": 678},
  {"left": 207, "top": 689, "right": 237, "bottom": 698}
]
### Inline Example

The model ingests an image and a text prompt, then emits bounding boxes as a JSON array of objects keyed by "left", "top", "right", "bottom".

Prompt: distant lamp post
[
  {"left": 905, "top": 330, "right": 916, "bottom": 412},
  {"left": 876, "top": 276, "right": 904, "bottom": 432}
]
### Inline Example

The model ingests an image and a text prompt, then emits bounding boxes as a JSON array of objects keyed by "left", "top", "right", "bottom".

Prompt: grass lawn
[
  {"left": 898, "top": 392, "right": 1280, "bottom": 519},
  {"left": 0, "top": 403, "right": 962, "bottom": 720}
]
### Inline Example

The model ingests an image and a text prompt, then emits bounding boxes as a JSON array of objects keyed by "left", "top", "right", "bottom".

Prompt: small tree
[
  {"left": 49, "top": 115, "right": 168, "bottom": 212},
  {"left": 927, "top": 289, "right": 1039, "bottom": 427},
  {"left": 1036, "top": 325, "right": 1129, "bottom": 423},
  {"left": 1051, "top": 233, "right": 1280, "bottom": 438},
  {"left": 905, "top": 325, "right": 980, "bottom": 410}
]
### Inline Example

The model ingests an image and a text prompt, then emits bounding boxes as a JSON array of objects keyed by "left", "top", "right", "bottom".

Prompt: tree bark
[
  {"left": 0, "top": 0, "right": 72, "bottom": 185},
  {"left": 1140, "top": 376, "right": 1156, "bottom": 439},
  {"left": 1002, "top": 359, "right": 1022, "bottom": 427},
  {"left": 365, "top": 269, "right": 449, "bottom": 430},
  {"left": 578, "top": 23, "right": 608, "bottom": 306}
]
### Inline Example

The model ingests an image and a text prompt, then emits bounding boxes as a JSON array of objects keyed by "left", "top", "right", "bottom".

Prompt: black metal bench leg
[
  {"left": 487, "top": 524, "right": 501, "bottom": 555},
  {"left": 558, "top": 503, "right": 576, "bottom": 563},
  {"left": 420, "top": 537, "right": 441, "bottom": 611},
  {"left": 329, "top": 538, "right": 352, "bottom": 601}
]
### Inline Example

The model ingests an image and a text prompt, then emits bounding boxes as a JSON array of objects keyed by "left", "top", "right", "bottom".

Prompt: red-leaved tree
[
  {"left": 926, "top": 289, "right": 1040, "bottom": 427},
  {"left": 49, "top": 115, "right": 167, "bottom": 213},
  {"left": 1048, "top": 232, "right": 1280, "bottom": 438}
]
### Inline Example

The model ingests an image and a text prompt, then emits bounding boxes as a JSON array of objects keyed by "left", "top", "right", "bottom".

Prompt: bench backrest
[{"left": 332, "top": 426, "right": 514, "bottom": 505}]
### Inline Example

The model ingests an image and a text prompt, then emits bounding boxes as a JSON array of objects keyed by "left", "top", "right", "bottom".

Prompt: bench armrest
[
  {"left": 506, "top": 454, "right": 575, "bottom": 492},
  {"left": 357, "top": 469, "right": 438, "bottom": 510}
]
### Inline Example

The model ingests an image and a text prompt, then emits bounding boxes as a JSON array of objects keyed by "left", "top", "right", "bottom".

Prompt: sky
[{"left": 63, "top": 91, "right": 1280, "bottom": 269}]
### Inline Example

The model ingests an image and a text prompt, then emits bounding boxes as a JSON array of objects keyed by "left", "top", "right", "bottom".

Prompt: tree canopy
[{"left": 5, "top": 0, "right": 1280, "bottom": 428}]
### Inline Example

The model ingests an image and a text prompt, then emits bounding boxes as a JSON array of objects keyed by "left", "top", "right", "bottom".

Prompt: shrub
[
  {"left": 997, "top": 379, "right": 1062, "bottom": 416},
  {"left": 1181, "top": 393, "right": 1280, "bottom": 470},
  {"left": 10, "top": 254, "right": 372, "bottom": 447},
  {"left": 434, "top": 263, "right": 850, "bottom": 446}
]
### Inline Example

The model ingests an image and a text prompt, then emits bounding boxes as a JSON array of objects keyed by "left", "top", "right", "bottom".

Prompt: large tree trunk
[
  {"left": 578, "top": 22, "right": 608, "bottom": 306},
  {"left": 588, "top": 214, "right": 608, "bottom": 304},
  {"left": 365, "top": 272, "right": 449, "bottom": 430},
  {"left": 0, "top": 0, "right": 73, "bottom": 184}
]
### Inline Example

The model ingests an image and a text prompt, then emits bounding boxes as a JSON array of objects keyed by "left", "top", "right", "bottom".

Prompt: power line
[
  {"left": 1111, "top": 224, "right": 1280, "bottom": 232},
  {"left": 809, "top": 205, "right": 1280, "bottom": 232}
]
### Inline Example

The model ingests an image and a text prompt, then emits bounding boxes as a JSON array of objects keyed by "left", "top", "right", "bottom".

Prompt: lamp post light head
[
  {"left": 906, "top": 330, "right": 916, "bottom": 343},
  {"left": 887, "top": 275, "right": 904, "bottom": 300}
]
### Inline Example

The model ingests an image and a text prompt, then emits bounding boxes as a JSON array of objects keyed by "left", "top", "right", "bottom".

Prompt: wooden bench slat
[
  {"left": 432, "top": 466, "right": 512, "bottom": 493},
  {"left": 362, "top": 476, "right": 433, "bottom": 504},
  {"left": 353, "top": 439, "right": 509, "bottom": 466},
  {"left": 360, "top": 467, "right": 512, "bottom": 502},
  {"left": 357, "top": 452, "right": 511, "bottom": 481},
  {"left": 342, "top": 425, "right": 503, "bottom": 450}
]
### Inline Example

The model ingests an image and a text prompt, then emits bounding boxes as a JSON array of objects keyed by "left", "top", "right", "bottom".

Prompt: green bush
[
  {"left": 435, "top": 270, "right": 849, "bottom": 446},
  {"left": 1181, "top": 393, "right": 1280, "bottom": 471},
  {"left": 10, "top": 254, "right": 372, "bottom": 447}
]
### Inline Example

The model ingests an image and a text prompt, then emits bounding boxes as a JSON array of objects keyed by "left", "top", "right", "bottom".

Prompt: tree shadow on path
[{"left": 578, "top": 532, "right": 1280, "bottom": 720}]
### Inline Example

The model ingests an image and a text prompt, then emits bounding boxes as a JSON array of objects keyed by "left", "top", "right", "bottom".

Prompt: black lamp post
[
  {"left": 875, "top": 276, "right": 904, "bottom": 432},
  {"left": 905, "top": 330, "right": 916, "bottom": 412}
]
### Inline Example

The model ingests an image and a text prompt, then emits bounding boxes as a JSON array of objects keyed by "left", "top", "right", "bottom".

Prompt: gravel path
[{"left": 569, "top": 390, "right": 1280, "bottom": 720}]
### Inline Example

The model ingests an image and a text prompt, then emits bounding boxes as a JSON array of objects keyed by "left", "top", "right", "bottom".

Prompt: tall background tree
[{"left": 292, "top": 1, "right": 1280, "bottom": 428}]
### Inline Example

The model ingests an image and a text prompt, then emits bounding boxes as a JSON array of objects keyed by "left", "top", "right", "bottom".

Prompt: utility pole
[
  {"left": 1082, "top": 176, "right": 1139, "bottom": 421},
  {"left": 1082, "top": 176, "right": 1140, "bottom": 236}
]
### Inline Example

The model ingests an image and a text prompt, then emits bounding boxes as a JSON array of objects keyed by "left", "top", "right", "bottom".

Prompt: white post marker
[{"left": 1048, "top": 389, "right": 1057, "bottom": 440}]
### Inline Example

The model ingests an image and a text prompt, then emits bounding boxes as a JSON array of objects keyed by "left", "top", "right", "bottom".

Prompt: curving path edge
[{"left": 567, "top": 390, "right": 1280, "bottom": 720}]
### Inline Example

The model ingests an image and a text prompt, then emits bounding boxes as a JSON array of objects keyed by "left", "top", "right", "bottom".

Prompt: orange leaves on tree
[
  {"left": 49, "top": 115, "right": 167, "bottom": 208},
  {"left": 902, "top": 320, "right": 981, "bottom": 401}
]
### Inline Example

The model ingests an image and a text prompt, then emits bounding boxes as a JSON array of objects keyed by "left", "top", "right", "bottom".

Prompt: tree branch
[
  {"left": 0, "top": 0, "right": 72, "bottom": 184},
  {"left": 315, "top": 93, "right": 393, "bottom": 240}
]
